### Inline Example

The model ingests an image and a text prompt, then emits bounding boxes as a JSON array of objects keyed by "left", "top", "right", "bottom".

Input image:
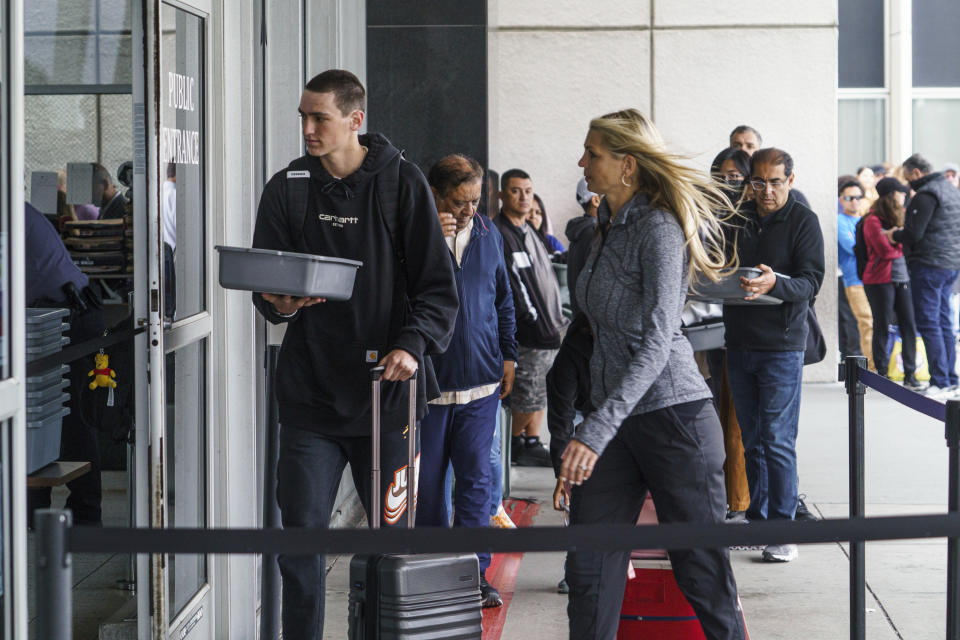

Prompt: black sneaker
[
  {"left": 795, "top": 495, "right": 817, "bottom": 521},
  {"left": 903, "top": 375, "right": 928, "bottom": 392},
  {"left": 480, "top": 576, "right": 503, "bottom": 608},
  {"left": 514, "top": 439, "right": 552, "bottom": 467},
  {"left": 510, "top": 436, "right": 525, "bottom": 464}
]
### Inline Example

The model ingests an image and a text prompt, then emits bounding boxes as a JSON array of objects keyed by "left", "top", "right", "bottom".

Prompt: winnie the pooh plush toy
[{"left": 88, "top": 352, "right": 117, "bottom": 390}]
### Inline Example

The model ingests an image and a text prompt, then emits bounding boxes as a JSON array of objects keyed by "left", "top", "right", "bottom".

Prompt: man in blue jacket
[
  {"left": 416, "top": 154, "right": 518, "bottom": 608},
  {"left": 837, "top": 178, "right": 873, "bottom": 370}
]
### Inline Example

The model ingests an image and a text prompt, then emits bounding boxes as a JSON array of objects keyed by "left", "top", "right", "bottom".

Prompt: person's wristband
[{"left": 272, "top": 305, "right": 298, "bottom": 318}]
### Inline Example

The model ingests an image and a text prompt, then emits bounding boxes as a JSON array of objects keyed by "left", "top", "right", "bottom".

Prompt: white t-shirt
[{"left": 162, "top": 179, "right": 177, "bottom": 250}]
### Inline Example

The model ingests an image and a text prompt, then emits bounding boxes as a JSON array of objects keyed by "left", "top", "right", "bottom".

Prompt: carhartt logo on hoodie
[{"left": 318, "top": 212, "right": 359, "bottom": 229}]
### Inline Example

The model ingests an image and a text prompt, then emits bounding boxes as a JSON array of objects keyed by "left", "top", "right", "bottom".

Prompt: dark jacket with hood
[
  {"left": 252, "top": 133, "right": 459, "bottom": 436},
  {"left": 494, "top": 214, "right": 568, "bottom": 349},
  {"left": 565, "top": 213, "right": 598, "bottom": 317},
  {"left": 432, "top": 213, "right": 518, "bottom": 392},
  {"left": 892, "top": 172, "right": 960, "bottom": 270},
  {"left": 723, "top": 191, "right": 825, "bottom": 351}
]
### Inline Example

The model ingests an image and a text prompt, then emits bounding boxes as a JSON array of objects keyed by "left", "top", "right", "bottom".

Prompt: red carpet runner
[{"left": 482, "top": 499, "right": 541, "bottom": 640}]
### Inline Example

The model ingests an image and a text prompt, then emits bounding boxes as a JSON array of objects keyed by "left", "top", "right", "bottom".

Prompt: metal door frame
[
  {"left": 136, "top": 0, "right": 216, "bottom": 637},
  {"left": 0, "top": 0, "right": 26, "bottom": 637}
]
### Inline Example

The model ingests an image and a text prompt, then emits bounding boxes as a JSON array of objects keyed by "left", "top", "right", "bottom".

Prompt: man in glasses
[
  {"left": 721, "top": 148, "right": 825, "bottom": 564},
  {"left": 837, "top": 179, "right": 874, "bottom": 371}
]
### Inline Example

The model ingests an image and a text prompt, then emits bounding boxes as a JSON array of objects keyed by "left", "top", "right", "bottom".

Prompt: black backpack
[{"left": 854, "top": 216, "right": 869, "bottom": 280}]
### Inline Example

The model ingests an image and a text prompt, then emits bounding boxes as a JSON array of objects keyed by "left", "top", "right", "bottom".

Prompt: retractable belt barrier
[
  {"left": 32, "top": 355, "right": 960, "bottom": 640},
  {"left": 839, "top": 355, "right": 960, "bottom": 640}
]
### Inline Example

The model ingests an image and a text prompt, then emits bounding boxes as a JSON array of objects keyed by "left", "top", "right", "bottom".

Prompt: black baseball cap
[{"left": 876, "top": 177, "right": 910, "bottom": 198}]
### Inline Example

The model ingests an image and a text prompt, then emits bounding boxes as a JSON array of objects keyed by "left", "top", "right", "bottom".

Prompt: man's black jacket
[{"left": 723, "top": 191, "right": 825, "bottom": 352}]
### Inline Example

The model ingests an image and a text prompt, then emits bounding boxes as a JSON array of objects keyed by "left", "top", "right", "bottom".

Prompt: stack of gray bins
[{"left": 26, "top": 308, "right": 71, "bottom": 473}]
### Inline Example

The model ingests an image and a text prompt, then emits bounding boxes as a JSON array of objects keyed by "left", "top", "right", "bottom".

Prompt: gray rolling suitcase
[{"left": 347, "top": 367, "right": 483, "bottom": 639}]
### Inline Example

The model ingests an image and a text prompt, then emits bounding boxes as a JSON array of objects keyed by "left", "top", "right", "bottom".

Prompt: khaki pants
[
  {"left": 846, "top": 284, "right": 875, "bottom": 371},
  {"left": 695, "top": 351, "right": 750, "bottom": 512},
  {"left": 718, "top": 355, "right": 750, "bottom": 512}
]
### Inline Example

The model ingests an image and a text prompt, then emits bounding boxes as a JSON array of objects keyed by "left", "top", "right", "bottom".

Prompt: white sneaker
[
  {"left": 489, "top": 504, "right": 516, "bottom": 529},
  {"left": 761, "top": 543, "right": 798, "bottom": 563},
  {"left": 925, "top": 385, "right": 950, "bottom": 399}
]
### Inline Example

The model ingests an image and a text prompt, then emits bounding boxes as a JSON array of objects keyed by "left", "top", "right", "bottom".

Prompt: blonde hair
[{"left": 589, "top": 109, "right": 738, "bottom": 283}]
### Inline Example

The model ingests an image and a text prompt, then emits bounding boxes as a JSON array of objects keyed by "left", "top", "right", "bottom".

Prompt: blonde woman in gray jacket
[{"left": 560, "top": 109, "right": 745, "bottom": 640}]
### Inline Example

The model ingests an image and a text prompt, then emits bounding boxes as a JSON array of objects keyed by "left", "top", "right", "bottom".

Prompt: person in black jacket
[
  {"left": 888, "top": 154, "right": 960, "bottom": 396},
  {"left": 723, "top": 148, "right": 825, "bottom": 564},
  {"left": 494, "top": 169, "right": 569, "bottom": 466},
  {"left": 251, "top": 69, "right": 458, "bottom": 640}
]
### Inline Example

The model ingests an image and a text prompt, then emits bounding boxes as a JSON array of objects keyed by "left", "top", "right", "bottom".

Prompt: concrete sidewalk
[{"left": 324, "top": 382, "right": 952, "bottom": 639}]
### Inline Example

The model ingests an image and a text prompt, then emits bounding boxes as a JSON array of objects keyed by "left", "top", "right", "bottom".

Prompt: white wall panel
[
  {"left": 489, "top": 30, "right": 650, "bottom": 225},
  {"left": 654, "top": 26, "right": 838, "bottom": 380},
  {"left": 654, "top": 0, "right": 836, "bottom": 27},
  {"left": 490, "top": 0, "right": 650, "bottom": 28}
]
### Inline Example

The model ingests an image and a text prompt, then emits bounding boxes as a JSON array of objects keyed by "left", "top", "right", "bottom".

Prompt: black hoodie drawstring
[{"left": 320, "top": 180, "right": 355, "bottom": 200}]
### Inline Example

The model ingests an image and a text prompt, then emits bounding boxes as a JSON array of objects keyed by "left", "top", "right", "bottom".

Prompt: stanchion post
[
  {"left": 844, "top": 356, "right": 867, "bottom": 640},
  {"left": 945, "top": 400, "right": 960, "bottom": 640},
  {"left": 35, "top": 509, "right": 73, "bottom": 640},
  {"left": 261, "top": 345, "right": 282, "bottom": 640}
]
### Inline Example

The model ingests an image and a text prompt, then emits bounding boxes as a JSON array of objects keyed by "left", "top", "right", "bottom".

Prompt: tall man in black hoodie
[{"left": 251, "top": 69, "right": 459, "bottom": 639}]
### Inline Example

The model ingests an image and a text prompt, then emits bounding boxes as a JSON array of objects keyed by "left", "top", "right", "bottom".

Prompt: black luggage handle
[{"left": 369, "top": 366, "right": 418, "bottom": 530}]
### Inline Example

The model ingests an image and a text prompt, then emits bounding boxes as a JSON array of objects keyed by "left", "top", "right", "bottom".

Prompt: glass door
[{"left": 141, "top": 1, "right": 213, "bottom": 638}]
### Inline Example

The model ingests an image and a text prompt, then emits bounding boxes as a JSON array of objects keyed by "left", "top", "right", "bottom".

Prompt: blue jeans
[
  {"left": 909, "top": 263, "right": 960, "bottom": 388},
  {"left": 726, "top": 350, "right": 804, "bottom": 521},
  {"left": 416, "top": 391, "right": 499, "bottom": 573}
]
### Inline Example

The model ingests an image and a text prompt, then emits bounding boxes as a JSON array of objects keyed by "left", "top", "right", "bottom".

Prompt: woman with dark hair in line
[
  {"left": 560, "top": 108, "right": 745, "bottom": 640},
  {"left": 528, "top": 193, "right": 566, "bottom": 255},
  {"left": 862, "top": 178, "right": 924, "bottom": 390},
  {"left": 710, "top": 147, "right": 751, "bottom": 193}
]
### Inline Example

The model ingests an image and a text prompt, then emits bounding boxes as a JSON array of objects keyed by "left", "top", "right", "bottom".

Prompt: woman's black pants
[
  {"left": 566, "top": 399, "right": 745, "bottom": 640},
  {"left": 864, "top": 281, "right": 918, "bottom": 377}
]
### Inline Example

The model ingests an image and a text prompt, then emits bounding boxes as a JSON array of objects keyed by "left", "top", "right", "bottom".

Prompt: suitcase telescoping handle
[{"left": 369, "top": 366, "right": 418, "bottom": 530}]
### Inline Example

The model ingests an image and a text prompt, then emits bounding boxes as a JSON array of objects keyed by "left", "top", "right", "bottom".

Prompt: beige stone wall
[{"left": 489, "top": 1, "right": 839, "bottom": 380}]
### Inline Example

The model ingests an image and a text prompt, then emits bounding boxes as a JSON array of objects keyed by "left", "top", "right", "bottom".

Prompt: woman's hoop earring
[{"left": 620, "top": 175, "right": 630, "bottom": 187}]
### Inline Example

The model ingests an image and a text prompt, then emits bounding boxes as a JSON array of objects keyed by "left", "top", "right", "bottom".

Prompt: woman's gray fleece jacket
[{"left": 573, "top": 193, "right": 712, "bottom": 456}]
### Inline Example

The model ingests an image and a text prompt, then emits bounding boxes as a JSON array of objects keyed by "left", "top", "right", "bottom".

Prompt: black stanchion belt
[
  {"left": 858, "top": 368, "right": 946, "bottom": 422},
  {"left": 26, "top": 326, "right": 145, "bottom": 377},
  {"left": 68, "top": 512, "right": 960, "bottom": 556}
]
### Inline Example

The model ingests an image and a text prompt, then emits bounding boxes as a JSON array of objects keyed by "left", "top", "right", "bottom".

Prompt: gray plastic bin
[
  {"left": 25, "top": 322, "right": 69, "bottom": 344},
  {"left": 26, "top": 393, "right": 69, "bottom": 420},
  {"left": 690, "top": 267, "right": 761, "bottom": 298},
  {"left": 215, "top": 246, "right": 363, "bottom": 301},
  {"left": 26, "top": 336, "right": 70, "bottom": 362},
  {"left": 26, "top": 307, "right": 70, "bottom": 327},
  {"left": 27, "top": 407, "right": 69, "bottom": 474},
  {"left": 27, "top": 364, "right": 70, "bottom": 390},
  {"left": 25, "top": 378, "right": 69, "bottom": 404},
  {"left": 25, "top": 330, "right": 69, "bottom": 352},
  {"left": 682, "top": 322, "right": 726, "bottom": 352}
]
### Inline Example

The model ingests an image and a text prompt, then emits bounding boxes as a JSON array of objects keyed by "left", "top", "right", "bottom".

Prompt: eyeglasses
[
  {"left": 748, "top": 179, "right": 788, "bottom": 191},
  {"left": 841, "top": 195, "right": 863, "bottom": 202},
  {"left": 723, "top": 176, "right": 744, "bottom": 187}
]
